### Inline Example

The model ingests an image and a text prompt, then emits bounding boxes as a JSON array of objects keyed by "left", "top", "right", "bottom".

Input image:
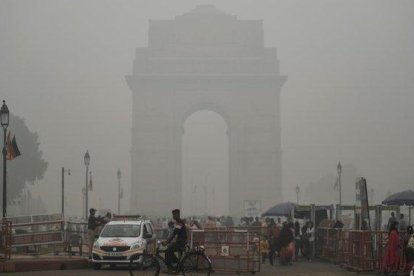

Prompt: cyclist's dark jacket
[{"left": 173, "top": 218, "right": 187, "bottom": 244}]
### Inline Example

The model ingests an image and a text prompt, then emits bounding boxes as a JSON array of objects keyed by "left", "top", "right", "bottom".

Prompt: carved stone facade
[{"left": 126, "top": 5, "right": 286, "bottom": 217}]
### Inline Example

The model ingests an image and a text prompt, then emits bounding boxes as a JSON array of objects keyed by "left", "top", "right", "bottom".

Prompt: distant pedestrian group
[{"left": 260, "top": 218, "right": 315, "bottom": 266}]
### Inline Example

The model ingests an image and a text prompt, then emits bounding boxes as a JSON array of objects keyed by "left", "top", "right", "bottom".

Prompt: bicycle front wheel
[
  {"left": 181, "top": 252, "right": 212, "bottom": 276},
  {"left": 129, "top": 254, "right": 160, "bottom": 276},
  {"left": 141, "top": 254, "right": 160, "bottom": 276}
]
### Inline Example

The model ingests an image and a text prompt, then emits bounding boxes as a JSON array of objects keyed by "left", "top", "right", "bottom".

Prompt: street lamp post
[
  {"left": 337, "top": 161, "right": 342, "bottom": 217},
  {"left": 61, "top": 167, "right": 70, "bottom": 218},
  {"left": 117, "top": 169, "right": 121, "bottom": 214},
  {"left": 82, "top": 187, "right": 86, "bottom": 219},
  {"left": 1, "top": 100, "right": 10, "bottom": 218},
  {"left": 84, "top": 150, "right": 90, "bottom": 219},
  {"left": 296, "top": 185, "right": 300, "bottom": 204}
]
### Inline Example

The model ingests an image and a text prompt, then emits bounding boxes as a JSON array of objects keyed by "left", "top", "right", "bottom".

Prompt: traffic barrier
[
  {"left": 66, "top": 221, "right": 88, "bottom": 245},
  {"left": 0, "top": 220, "right": 12, "bottom": 260},
  {"left": 318, "top": 227, "right": 341, "bottom": 263},
  {"left": 8, "top": 214, "right": 65, "bottom": 255},
  {"left": 65, "top": 221, "right": 88, "bottom": 256},
  {"left": 318, "top": 227, "right": 408, "bottom": 274},
  {"left": 188, "top": 229, "right": 260, "bottom": 274},
  {"left": 318, "top": 228, "right": 375, "bottom": 272}
]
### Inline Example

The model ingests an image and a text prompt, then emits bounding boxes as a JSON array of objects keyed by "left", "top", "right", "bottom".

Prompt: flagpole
[
  {"left": 1, "top": 100, "right": 10, "bottom": 218},
  {"left": 117, "top": 169, "right": 121, "bottom": 215},
  {"left": 62, "top": 167, "right": 64, "bottom": 218},
  {"left": 337, "top": 162, "right": 342, "bottom": 219},
  {"left": 61, "top": 167, "right": 70, "bottom": 218},
  {"left": 84, "top": 150, "right": 90, "bottom": 220},
  {"left": 2, "top": 129, "right": 7, "bottom": 218}
]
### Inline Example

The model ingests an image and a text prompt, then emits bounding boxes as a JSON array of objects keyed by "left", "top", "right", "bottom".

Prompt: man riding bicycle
[{"left": 162, "top": 209, "right": 187, "bottom": 273}]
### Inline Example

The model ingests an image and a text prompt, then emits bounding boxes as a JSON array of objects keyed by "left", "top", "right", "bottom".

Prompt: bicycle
[{"left": 129, "top": 241, "right": 212, "bottom": 276}]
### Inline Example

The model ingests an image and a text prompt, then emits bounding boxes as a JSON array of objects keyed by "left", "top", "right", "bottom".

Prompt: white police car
[{"left": 91, "top": 218, "right": 155, "bottom": 269}]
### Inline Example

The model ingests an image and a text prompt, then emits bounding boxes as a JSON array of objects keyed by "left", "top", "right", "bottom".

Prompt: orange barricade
[
  {"left": 0, "top": 220, "right": 12, "bottom": 260},
  {"left": 318, "top": 227, "right": 341, "bottom": 263},
  {"left": 188, "top": 229, "right": 260, "bottom": 274},
  {"left": 318, "top": 228, "right": 409, "bottom": 274}
]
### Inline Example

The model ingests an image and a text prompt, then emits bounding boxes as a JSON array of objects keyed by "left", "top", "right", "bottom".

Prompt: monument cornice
[{"left": 126, "top": 74, "right": 287, "bottom": 80}]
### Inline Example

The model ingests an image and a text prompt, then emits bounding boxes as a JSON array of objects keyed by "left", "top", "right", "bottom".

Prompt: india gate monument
[{"left": 126, "top": 5, "right": 287, "bottom": 217}]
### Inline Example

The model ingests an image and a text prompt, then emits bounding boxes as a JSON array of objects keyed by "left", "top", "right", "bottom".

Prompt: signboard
[
  {"left": 221, "top": 245, "right": 229, "bottom": 256},
  {"left": 243, "top": 200, "right": 262, "bottom": 217},
  {"left": 355, "top": 177, "right": 370, "bottom": 230}
]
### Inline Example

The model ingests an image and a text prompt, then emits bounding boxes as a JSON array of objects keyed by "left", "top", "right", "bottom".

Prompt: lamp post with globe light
[
  {"left": 84, "top": 150, "right": 90, "bottom": 219},
  {"left": 1, "top": 100, "right": 9, "bottom": 218}
]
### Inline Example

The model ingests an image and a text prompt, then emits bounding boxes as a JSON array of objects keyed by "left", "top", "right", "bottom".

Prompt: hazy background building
[
  {"left": 127, "top": 5, "right": 285, "bottom": 217},
  {"left": 1, "top": 0, "right": 413, "bottom": 218}
]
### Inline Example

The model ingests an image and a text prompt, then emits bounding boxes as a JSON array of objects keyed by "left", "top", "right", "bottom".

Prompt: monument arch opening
[{"left": 182, "top": 110, "right": 229, "bottom": 217}]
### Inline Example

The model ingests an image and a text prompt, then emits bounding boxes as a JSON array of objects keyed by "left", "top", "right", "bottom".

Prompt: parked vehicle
[{"left": 91, "top": 218, "right": 155, "bottom": 269}]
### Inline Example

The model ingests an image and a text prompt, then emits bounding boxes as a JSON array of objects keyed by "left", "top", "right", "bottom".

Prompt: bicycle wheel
[
  {"left": 129, "top": 254, "right": 160, "bottom": 276},
  {"left": 181, "top": 252, "right": 212, "bottom": 276},
  {"left": 142, "top": 254, "right": 160, "bottom": 276}
]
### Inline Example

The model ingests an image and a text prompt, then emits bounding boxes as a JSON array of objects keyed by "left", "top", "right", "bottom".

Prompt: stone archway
[
  {"left": 181, "top": 110, "right": 229, "bottom": 217},
  {"left": 126, "top": 5, "right": 287, "bottom": 217}
]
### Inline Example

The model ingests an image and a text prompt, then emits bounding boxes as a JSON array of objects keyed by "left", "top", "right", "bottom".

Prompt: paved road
[{"left": 9, "top": 260, "right": 378, "bottom": 275}]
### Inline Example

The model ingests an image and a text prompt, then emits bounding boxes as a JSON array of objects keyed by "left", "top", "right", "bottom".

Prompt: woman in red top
[{"left": 383, "top": 220, "right": 401, "bottom": 274}]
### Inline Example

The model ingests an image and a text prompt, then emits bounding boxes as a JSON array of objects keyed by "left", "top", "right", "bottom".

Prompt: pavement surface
[{"left": 6, "top": 259, "right": 382, "bottom": 275}]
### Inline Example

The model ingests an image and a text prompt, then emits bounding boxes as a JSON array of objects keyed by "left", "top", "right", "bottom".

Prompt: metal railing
[
  {"left": 0, "top": 220, "right": 12, "bottom": 260},
  {"left": 188, "top": 228, "right": 260, "bottom": 274},
  {"left": 318, "top": 227, "right": 408, "bottom": 273}
]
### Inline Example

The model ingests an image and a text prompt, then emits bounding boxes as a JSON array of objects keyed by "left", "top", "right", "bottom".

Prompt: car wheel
[{"left": 92, "top": 263, "right": 101, "bottom": 270}]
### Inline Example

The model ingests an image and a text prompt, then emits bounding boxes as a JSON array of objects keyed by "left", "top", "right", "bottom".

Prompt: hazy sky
[{"left": 1, "top": 0, "right": 413, "bottom": 217}]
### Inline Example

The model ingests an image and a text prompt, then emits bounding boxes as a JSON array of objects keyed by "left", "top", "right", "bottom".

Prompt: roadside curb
[{"left": 0, "top": 258, "right": 89, "bottom": 272}]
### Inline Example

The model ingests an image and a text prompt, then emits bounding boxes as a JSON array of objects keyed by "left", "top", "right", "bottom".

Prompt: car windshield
[{"left": 100, "top": 224, "right": 141, "bottom": 238}]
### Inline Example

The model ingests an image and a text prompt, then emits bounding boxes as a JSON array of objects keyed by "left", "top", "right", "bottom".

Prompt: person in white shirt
[
  {"left": 399, "top": 214, "right": 407, "bottom": 231},
  {"left": 305, "top": 221, "right": 315, "bottom": 261}
]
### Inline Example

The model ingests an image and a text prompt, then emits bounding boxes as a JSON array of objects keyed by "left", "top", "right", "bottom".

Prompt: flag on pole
[
  {"left": 5, "top": 131, "right": 11, "bottom": 159},
  {"left": 12, "top": 135, "right": 21, "bottom": 157},
  {"left": 6, "top": 131, "right": 21, "bottom": 160}
]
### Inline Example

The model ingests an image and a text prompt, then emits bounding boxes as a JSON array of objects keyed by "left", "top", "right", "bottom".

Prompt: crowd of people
[
  {"left": 81, "top": 207, "right": 414, "bottom": 273},
  {"left": 258, "top": 217, "right": 315, "bottom": 266},
  {"left": 382, "top": 212, "right": 414, "bottom": 274}
]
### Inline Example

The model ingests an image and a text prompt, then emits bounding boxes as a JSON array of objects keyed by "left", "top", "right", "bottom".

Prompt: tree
[{"left": 1, "top": 113, "right": 48, "bottom": 203}]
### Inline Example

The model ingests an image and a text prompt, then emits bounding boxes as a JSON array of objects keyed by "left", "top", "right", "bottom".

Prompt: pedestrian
[
  {"left": 399, "top": 214, "right": 407, "bottom": 232},
  {"left": 382, "top": 221, "right": 400, "bottom": 274},
  {"left": 252, "top": 217, "right": 261, "bottom": 227},
  {"left": 87, "top": 208, "right": 101, "bottom": 258},
  {"left": 304, "top": 221, "right": 315, "bottom": 262},
  {"left": 294, "top": 221, "right": 301, "bottom": 257},
  {"left": 260, "top": 235, "right": 269, "bottom": 264},
  {"left": 404, "top": 225, "right": 414, "bottom": 268},
  {"left": 278, "top": 222, "right": 295, "bottom": 265},
  {"left": 387, "top": 212, "right": 397, "bottom": 230},
  {"left": 268, "top": 218, "right": 280, "bottom": 266}
]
